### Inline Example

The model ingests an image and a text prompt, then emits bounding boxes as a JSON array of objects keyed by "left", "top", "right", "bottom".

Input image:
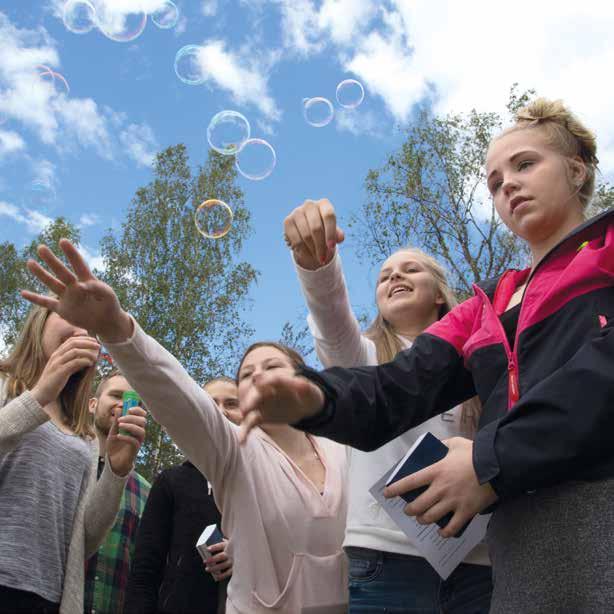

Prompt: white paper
[{"left": 369, "top": 465, "right": 490, "bottom": 580}]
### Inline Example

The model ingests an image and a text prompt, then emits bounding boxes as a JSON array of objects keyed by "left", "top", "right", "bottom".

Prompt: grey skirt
[{"left": 487, "top": 478, "right": 614, "bottom": 614}]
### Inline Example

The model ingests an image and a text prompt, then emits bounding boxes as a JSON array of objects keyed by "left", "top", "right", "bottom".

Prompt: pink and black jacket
[{"left": 297, "top": 209, "right": 614, "bottom": 501}]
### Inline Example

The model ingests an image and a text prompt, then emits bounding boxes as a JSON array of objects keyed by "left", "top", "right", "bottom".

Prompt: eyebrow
[
  {"left": 380, "top": 261, "right": 422, "bottom": 275},
  {"left": 487, "top": 150, "right": 538, "bottom": 182}
]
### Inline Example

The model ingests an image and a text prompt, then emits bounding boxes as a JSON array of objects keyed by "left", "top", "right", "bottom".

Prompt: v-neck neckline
[{"left": 258, "top": 429, "right": 329, "bottom": 499}]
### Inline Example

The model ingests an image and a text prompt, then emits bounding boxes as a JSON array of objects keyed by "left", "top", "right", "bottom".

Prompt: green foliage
[
  {"left": 99, "top": 145, "right": 258, "bottom": 479},
  {"left": 279, "top": 319, "right": 315, "bottom": 361},
  {"left": 0, "top": 218, "right": 81, "bottom": 351}
]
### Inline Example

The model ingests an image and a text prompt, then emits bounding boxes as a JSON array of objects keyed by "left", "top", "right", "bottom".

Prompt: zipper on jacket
[{"left": 473, "top": 282, "right": 519, "bottom": 410}]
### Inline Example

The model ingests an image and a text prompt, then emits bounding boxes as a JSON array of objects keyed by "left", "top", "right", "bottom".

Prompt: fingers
[
  {"left": 317, "top": 199, "right": 339, "bottom": 254},
  {"left": 438, "top": 510, "right": 469, "bottom": 539},
  {"left": 115, "top": 420, "right": 146, "bottom": 444},
  {"left": 206, "top": 542, "right": 225, "bottom": 554},
  {"left": 415, "top": 499, "right": 453, "bottom": 526},
  {"left": 20, "top": 290, "right": 60, "bottom": 312},
  {"left": 303, "top": 202, "right": 328, "bottom": 264},
  {"left": 216, "top": 567, "right": 232, "bottom": 580},
  {"left": 238, "top": 410, "right": 262, "bottom": 445},
  {"left": 37, "top": 245, "right": 77, "bottom": 287},
  {"left": 60, "top": 239, "right": 94, "bottom": 281},
  {"left": 25, "top": 259, "right": 66, "bottom": 296},
  {"left": 404, "top": 485, "right": 442, "bottom": 518},
  {"left": 384, "top": 465, "right": 436, "bottom": 499}
]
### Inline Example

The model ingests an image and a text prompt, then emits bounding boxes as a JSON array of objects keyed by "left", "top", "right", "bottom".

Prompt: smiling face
[
  {"left": 375, "top": 250, "right": 445, "bottom": 330},
  {"left": 486, "top": 129, "right": 586, "bottom": 249},
  {"left": 89, "top": 374, "right": 131, "bottom": 436}
]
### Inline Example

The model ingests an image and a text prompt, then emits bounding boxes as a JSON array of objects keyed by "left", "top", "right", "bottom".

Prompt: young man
[{"left": 84, "top": 370, "right": 151, "bottom": 614}]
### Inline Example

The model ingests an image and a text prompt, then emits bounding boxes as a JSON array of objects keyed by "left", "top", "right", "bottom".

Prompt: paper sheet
[{"left": 369, "top": 465, "right": 491, "bottom": 580}]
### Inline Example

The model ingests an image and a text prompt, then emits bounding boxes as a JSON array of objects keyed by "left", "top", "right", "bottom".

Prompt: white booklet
[{"left": 369, "top": 462, "right": 491, "bottom": 580}]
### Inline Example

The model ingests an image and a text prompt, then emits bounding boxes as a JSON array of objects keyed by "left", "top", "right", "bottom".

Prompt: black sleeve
[
  {"left": 124, "top": 471, "right": 174, "bottom": 614},
  {"left": 474, "top": 320, "right": 614, "bottom": 500},
  {"left": 295, "top": 332, "right": 476, "bottom": 451}
]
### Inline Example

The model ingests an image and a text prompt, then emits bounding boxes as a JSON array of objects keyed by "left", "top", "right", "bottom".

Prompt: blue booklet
[
  {"left": 385, "top": 432, "right": 469, "bottom": 537},
  {"left": 196, "top": 524, "right": 225, "bottom": 561}
]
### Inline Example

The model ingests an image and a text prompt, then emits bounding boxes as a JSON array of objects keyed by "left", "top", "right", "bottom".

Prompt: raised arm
[
  {"left": 285, "top": 199, "right": 372, "bottom": 366},
  {"left": 20, "top": 239, "right": 242, "bottom": 495}
]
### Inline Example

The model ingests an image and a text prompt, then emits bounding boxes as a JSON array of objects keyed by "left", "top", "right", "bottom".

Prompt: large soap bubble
[
  {"left": 96, "top": 5, "right": 147, "bottom": 43},
  {"left": 336, "top": 79, "right": 364, "bottom": 109},
  {"left": 151, "top": 0, "right": 179, "bottom": 29},
  {"left": 207, "top": 111, "right": 251, "bottom": 156},
  {"left": 235, "top": 138, "right": 276, "bottom": 181},
  {"left": 175, "top": 45, "right": 205, "bottom": 85},
  {"left": 303, "top": 97, "right": 334, "bottom": 127},
  {"left": 63, "top": 0, "right": 97, "bottom": 34},
  {"left": 194, "top": 199, "right": 233, "bottom": 239}
]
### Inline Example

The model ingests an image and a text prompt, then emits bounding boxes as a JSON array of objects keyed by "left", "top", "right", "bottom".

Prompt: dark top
[
  {"left": 500, "top": 303, "right": 521, "bottom": 348},
  {"left": 124, "top": 461, "right": 223, "bottom": 614}
]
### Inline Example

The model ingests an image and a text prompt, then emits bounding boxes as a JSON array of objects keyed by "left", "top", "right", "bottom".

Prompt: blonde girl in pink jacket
[{"left": 21, "top": 240, "right": 349, "bottom": 614}]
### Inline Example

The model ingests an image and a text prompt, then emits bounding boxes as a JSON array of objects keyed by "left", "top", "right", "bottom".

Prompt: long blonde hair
[
  {"left": 365, "top": 247, "right": 481, "bottom": 432},
  {"left": 0, "top": 305, "right": 95, "bottom": 438}
]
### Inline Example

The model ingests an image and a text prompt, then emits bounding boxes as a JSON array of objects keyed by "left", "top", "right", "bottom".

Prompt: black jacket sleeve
[
  {"left": 124, "top": 471, "right": 173, "bottom": 614},
  {"left": 296, "top": 332, "right": 476, "bottom": 451},
  {"left": 474, "top": 320, "right": 614, "bottom": 500}
]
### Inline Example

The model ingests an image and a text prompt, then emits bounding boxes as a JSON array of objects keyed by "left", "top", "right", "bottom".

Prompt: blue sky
[{"left": 1, "top": 0, "right": 613, "bottom": 349}]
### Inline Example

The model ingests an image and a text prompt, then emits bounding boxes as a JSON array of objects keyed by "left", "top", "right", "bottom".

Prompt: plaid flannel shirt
[{"left": 84, "top": 467, "right": 150, "bottom": 614}]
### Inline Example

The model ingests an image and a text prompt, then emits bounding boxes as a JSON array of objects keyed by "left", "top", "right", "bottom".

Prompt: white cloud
[
  {"left": 0, "top": 129, "right": 26, "bottom": 158},
  {"left": 335, "top": 107, "right": 383, "bottom": 138},
  {"left": 317, "top": 0, "right": 377, "bottom": 46},
  {"left": 79, "top": 212, "right": 101, "bottom": 227},
  {"left": 0, "top": 200, "right": 53, "bottom": 233},
  {"left": 197, "top": 40, "right": 282, "bottom": 121},
  {"left": 119, "top": 122, "right": 159, "bottom": 167},
  {"left": 80, "top": 244, "right": 106, "bottom": 272},
  {"left": 201, "top": 0, "right": 218, "bottom": 17}
]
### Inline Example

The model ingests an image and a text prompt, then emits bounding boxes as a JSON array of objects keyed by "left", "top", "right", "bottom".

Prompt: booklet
[
  {"left": 196, "top": 523, "right": 225, "bottom": 562},
  {"left": 369, "top": 432, "right": 490, "bottom": 580}
]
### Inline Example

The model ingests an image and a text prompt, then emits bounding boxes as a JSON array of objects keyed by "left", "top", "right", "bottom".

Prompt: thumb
[{"left": 336, "top": 227, "right": 345, "bottom": 244}]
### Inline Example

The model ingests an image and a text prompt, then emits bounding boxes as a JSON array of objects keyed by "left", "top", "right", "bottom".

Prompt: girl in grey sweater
[{"left": 0, "top": 304, "right": 146, "bottom": 614}]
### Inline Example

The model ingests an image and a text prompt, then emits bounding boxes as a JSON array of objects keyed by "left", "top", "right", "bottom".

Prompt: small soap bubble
[
  {"left": 207, "top": 111, "right": 251, "bottom": 156},
  {"left": 194, "top": 199, "right": 233, "bottom": 239},
  {"left": 62, "top": 0, "right": 97, "bottom": 35},
  {"left": 97, "top": 5, "right": 147, "bottom": 43},
  {"left": 235, "top": 138, "right": 276, "bottom": 181},
  {"left": 175, "top": 45, "right": 205, "bottom": 85},
  {"left": 303, "top": 97, "right": 334, "bottom": 127},
  {"left": 151, "top": 0, "right": 179, "bottom": 29},
  {"left": 336, "top": 79, "right": 364, "bottom": 109},
  {"left": 25, "top": 179, "right": 56, "bottom": 210}
]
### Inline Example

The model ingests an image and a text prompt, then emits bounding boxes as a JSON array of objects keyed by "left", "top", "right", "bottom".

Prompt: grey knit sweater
[{"left": 0, "top": 377, "right": 129, "bottom": 614}]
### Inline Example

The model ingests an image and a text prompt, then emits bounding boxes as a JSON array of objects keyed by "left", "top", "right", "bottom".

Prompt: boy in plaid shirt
[{"left": 84, "top": 370, "right": 150, "bottom": 614}]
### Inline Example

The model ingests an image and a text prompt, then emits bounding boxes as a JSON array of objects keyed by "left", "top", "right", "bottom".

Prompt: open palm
[{"left": 22, "top": 239, "right": 129, "bottom": 340}]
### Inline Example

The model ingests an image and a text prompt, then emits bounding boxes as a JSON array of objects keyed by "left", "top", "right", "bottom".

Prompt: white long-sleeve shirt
[{"left": 295, "top": 253, "right": 490, "bottom": 565}]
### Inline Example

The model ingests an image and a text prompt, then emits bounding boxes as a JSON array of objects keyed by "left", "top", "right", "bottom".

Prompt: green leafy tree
[
  {"left": 0, "top": 218, "right": 80, "bottom": 350},
  {"left": 99, "top": 145, "right": 258, "bottom": 479}
]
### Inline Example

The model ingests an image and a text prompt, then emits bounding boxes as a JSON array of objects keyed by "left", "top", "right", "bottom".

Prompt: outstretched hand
[
  {"left": 22, "top": 239, "right": 133, "bottom": 343},
  {"left": 238, "top": 371, "right": 326, "bottom": 443}
]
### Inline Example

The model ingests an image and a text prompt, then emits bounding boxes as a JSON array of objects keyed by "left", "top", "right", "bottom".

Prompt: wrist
[
  {"left": 99, "top": 311, "right": 133, "bottom": 344},
  {"left": 30, "top": 385, "right": 53, "bottom": 410}
]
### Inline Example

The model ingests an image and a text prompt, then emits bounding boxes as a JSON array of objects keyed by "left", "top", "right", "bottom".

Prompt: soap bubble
[
  {"left": 303, "top": 97, "right": 334, "bottom": 127},
  {"left": 336, "top": 79, "right": 364, "bottom": 109},
  {"left": 96, "top": 5, "right": 147, "bottom": 43},
  {"left": 62, "top": 0, "right": 97, "bottom": 35},
  {"left": 151, "top": 0, "right": 179, "bottom": 29},
  {"left": 194, "top": 199, "right": 233, "bottom": 239},
  {"left": 25, "top": 180, "right": 56, "bottom": 210},
  {"left": 37, "top": 65, "right": 70, "bottom": 96},
  {"left": 207, "top": 111, "right": 251, "bottom": 156},
  {"left": 235, "top": 138, "right": 276, "bottom": 181},
  {"left": 174, "top": 45, "right": 205, "bottom": 85}
]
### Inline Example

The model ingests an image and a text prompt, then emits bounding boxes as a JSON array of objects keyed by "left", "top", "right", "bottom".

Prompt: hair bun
[{"left": 516, "top": 98, "right": 599, "bottom": 166}]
